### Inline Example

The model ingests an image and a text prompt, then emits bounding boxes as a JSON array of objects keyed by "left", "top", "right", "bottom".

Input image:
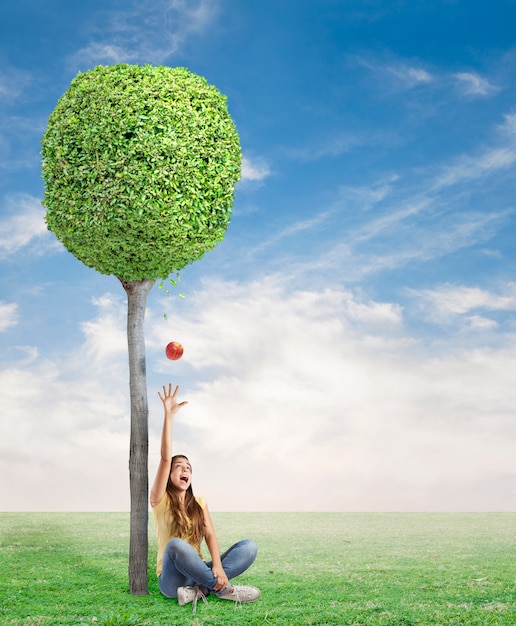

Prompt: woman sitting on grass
[{"left": 150, "top": 383, "right": 260, "bottom": 612}]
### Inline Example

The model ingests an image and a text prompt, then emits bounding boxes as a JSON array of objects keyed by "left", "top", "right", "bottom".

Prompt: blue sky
[{"left": 1, "top": 0, "right": 515, "bottom": 512}]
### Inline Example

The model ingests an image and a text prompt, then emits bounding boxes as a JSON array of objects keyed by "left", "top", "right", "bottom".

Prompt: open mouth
[{"left": 180, "top": 476, "right": 189, "bottom": 484}]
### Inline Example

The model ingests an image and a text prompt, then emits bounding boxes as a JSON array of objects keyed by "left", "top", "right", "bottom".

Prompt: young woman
[{"left": 150, "top": 383, "right": 260, "bottom": 612}]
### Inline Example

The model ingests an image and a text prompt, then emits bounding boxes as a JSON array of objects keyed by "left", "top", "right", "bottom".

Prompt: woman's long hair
[{"left": 165, "top": 455, "right": 205, "bottom": 546}]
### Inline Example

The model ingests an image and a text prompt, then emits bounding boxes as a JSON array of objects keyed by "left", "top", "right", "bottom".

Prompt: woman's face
[{"left": 170, "top": 457, "right": 192, "bottom": 492}]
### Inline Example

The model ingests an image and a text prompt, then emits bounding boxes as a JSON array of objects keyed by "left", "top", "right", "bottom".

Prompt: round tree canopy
[{"left": 42, "top": 64, "right": 241, "bottom": 281}]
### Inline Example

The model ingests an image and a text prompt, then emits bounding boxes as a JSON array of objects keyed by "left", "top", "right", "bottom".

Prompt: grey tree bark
[{"left": 121, "top": 278, "right": 155, "bottom": 595}]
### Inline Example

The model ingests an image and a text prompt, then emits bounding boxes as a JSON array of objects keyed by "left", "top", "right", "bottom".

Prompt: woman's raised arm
[{"left": 150, "top": 384, "right": 188, "bottom": 507}]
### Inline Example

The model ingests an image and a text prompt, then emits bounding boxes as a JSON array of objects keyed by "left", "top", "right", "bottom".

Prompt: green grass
[{"left": 0, "top": 513, "right": 514, "bottom": 625}]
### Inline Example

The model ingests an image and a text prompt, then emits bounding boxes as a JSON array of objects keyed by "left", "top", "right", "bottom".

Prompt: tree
[{"left": 41, "top": 64, "right": 241, "bottom": 594}]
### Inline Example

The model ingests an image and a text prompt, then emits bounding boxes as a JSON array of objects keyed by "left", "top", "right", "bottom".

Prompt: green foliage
[
  {"left": 41, "top": 64, "right": 241, "bottom": 281},
  {"left": 83, "top": 612, "right": 140, "bottom": 626},
  {"left": 1, "top": 513, "right": 515, "bottom": 625}
]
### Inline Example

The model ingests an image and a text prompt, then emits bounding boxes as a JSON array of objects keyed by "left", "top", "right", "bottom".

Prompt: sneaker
[
  {"left": 177, "top": 586, "right": 208, "bottom": 614},
  {"left": 218, "top": 585, "right": 261, "bottom": 603}
]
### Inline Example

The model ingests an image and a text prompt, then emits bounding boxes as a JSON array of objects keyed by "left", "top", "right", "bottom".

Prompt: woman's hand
[
  {"left": 212, "top": 565, "right": 229, "bottom": 592},
  {"left": 158, "top": 383, "right": 188, "bottom": 416}
]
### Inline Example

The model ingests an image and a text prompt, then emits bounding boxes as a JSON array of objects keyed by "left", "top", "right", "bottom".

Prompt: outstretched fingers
[{"left": 158, "top": 383, "right": 188, "bottom": 412}]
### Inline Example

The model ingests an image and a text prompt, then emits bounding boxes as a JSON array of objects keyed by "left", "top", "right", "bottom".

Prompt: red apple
[{"left": 165, "top": 341, "right": 184, "bottom": 360}]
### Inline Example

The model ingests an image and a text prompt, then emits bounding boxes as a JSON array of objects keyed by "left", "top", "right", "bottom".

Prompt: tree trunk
[{"left": 120, "top": 278, "right": 155, "bottom": 595}]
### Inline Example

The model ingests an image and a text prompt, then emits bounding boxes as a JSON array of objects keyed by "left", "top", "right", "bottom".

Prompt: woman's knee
[
  {"left": 239, "top": 539, "right": 258, "bottom": 562},
  {"left": 164, "top": 537, "right": 190, "bottom": 559}
]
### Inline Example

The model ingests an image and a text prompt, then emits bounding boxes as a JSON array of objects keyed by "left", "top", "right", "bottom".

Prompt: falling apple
[{"left": 165, "top": 341, "right": 184, "bottom": 360}]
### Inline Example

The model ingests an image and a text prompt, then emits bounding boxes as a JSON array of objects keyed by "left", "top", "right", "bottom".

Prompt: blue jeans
[{"left": 158, "top": 538, "right": 258, "bottom": 598}]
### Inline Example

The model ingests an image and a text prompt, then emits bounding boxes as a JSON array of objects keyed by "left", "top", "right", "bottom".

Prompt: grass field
[{"left": 0, "top": 513, "right": 514, "bottom": 625}]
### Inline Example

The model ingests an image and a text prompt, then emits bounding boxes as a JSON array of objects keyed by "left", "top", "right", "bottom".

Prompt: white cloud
[
  {"left": 238, "top": 101, "right": 516, "bottom": 291},
  {"left": 145, "top": 278, "right": 514, "bottom": 512},
  {"left": 336, "top": 177, "right": 399, "bottom": 211},
  {"left": 0, "top": 360, "right": 130, "bottom": 511},
  {"left": 0, "top": 194, "right": 57, "bottom": 256},
  {"left": 280, "top": 110, "right": 516, "bottom": 281},
  {"left": 70, "top": 42, "right": 131, "bottom": 66},
  {"left": 240, "top": 155, "right": 271, "bottom": 182},
  {"left": 354, "top": 55, "right": 433, "bottom": 90},
  {"left": 454, "top": 72, "right": 499, "bottom": 97},
  {"left": 409, "top": 283, "right": 516, "bottom": 323},
  {"left": 69, "top": 0, "right": 220, "bottom": 67},
  {"left": 499, "top": 113, "right": 516, "bottom": 136},
  {"left": 1, "top": 278, "right": 514, "bottom": 512},
  {"left": 433, "top": 147, "right": 516, "bottom": 190},
  {"left": 386, "top": 64, "right": 433, "bottom": 88},
  {"left": 351, "top": 199, "right": 430, "bottom": 245},
  {"left": 79, "top": 294, "right": 128, "bottom": 371},
  {"left": 283, "top": 198, "right": 507, "bottom": 284},
  {"left": 354, "top": 54, "right": 502, "bottom": 104},
  {"left": 164, "top": 0, "right": 218, "bottom": 37},
  {"left": 0, "top": 301, "right": 17, "bottom": 331},
  {"left": 0, "top": 66, "right": 32, "bottom": 103},
  {"left": 432, "top": 113, "right": 516, "bottom": 191},
  {"left": 467, "top": 315, "right": 498, "bottom": 330},
  {"left": 285, "top": 131, "right": 382, "bottom": 162},
  {"left": 245, "top": 210, "right": 334, "bottom": 258},
  {"left": 0, "top": 295, "right": 130, "bottom": 512}
]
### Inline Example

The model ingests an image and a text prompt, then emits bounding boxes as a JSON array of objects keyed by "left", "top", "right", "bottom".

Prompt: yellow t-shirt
[{"left": 152, "top": 493, "right": 207, "bottom": 576}]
